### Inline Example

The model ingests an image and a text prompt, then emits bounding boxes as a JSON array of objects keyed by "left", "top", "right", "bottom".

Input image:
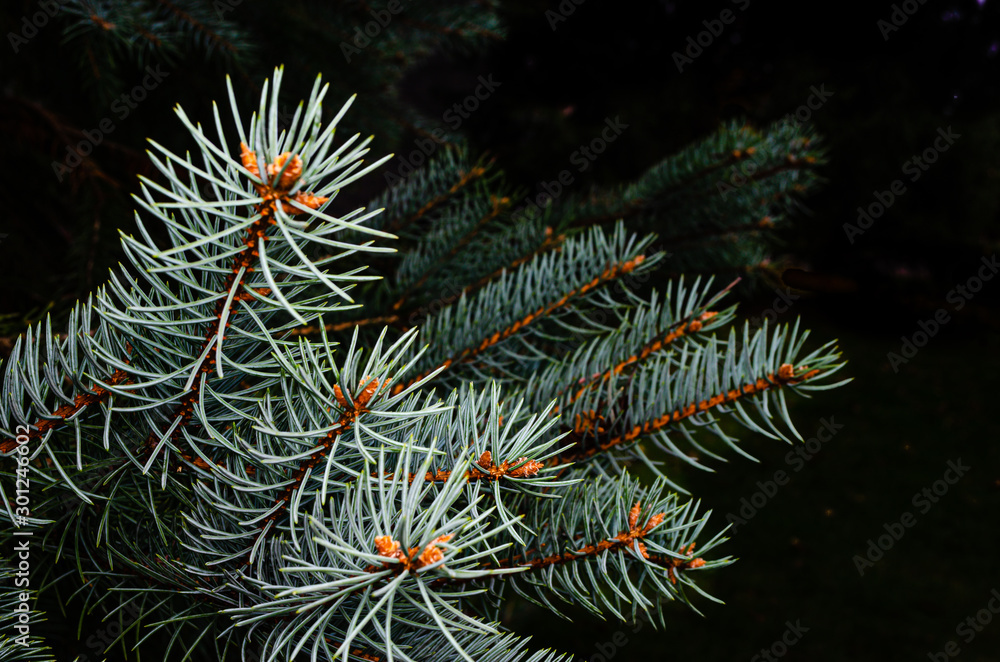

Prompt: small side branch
[
  {"left": 391, "top": 195, "right": 510, "bottom": 312},
  {"left": 556, "top": 363, "right": 821, "bottom": 465},
  {"left": 392, "top": 254, "right": 647, "bottom": 394},
  {"left": 387, "top": 163, "right": 491, "bottom": 234},
  {"left": 554, "top": 311, "right": 719, "bottom": 415},
  {"left": 1, "top": 369, "right": 131, "bottom": 453}
]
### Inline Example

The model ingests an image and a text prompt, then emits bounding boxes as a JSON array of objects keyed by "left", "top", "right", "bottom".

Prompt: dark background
[
  {"left": 476, "top": 3, "right": 1000, "bottom": 660},
  {"left": 2, "top": 1, "right": 1000, "bottom": 660},
  {"left": 463, "top": 3, "right": 1000, "bottom": 660}
]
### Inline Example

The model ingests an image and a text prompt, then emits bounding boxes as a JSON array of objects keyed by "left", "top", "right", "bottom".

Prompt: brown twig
[{"left": 391, "top": 254, "right": 648, "bottom": 395}]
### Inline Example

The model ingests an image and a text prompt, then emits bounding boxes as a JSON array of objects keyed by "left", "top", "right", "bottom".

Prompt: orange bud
[
  {"left": 267, "top": 153, "right": 303, "bottom": 190},
  {"left": 375, "top": 535, "right": 401, "bottom": 558},
  {"left": 508, "top": 457, "right": 543, "bottom": 478},
  {"left": 628, "top": 501, "right": 642, "bottom": 529},
  {"left": 240, "top": 143, "right": 261, "bottom": 179}
]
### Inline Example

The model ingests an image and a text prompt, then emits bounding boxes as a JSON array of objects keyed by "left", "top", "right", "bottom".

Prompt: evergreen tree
[{"left": 0, "top": 68, "right": 845, "bottom": 661}]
